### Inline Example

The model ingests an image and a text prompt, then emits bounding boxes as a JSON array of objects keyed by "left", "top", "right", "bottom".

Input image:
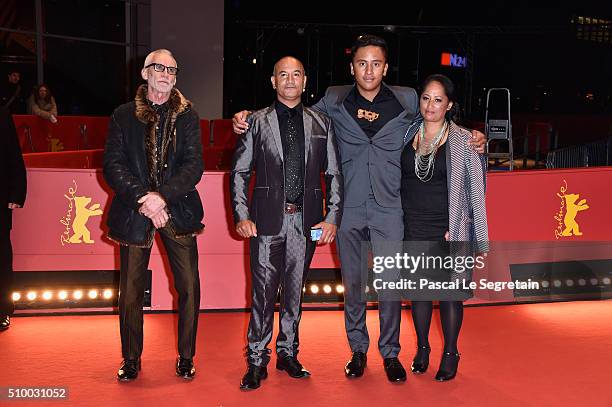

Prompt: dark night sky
[
  {"left": 223, "top": 1, "right": 612, "bottom": 118},
  {"left": 228, "top": 1, "right": 611, "bottom": 26}
]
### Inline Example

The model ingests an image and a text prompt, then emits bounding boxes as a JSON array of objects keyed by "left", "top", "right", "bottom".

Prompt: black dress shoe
[
  {"left": 117, "top": 359, "right": 141, "bottom": 381},
  {"left": 240, "top": 365, "right": 268, "bottom": 390},
  {"left": 0, "top": 315, "right": 10, "bottom": 331},
  {"left": 276, "top": 356, "right": 311, "bottom": 378},
  {"left": 411, "top": 345, "right": 431, "bottom": 374},
  {"left": 383, "top": 357, "right": 407, "bottom": 382},
  {"left": 344, "top": 352, "right": 367, "bottom": 377},
  {"left": 176, "top": 357, "right": 196, "bottom": 379},
  {"left": 435, "top": 352, "right": 460, "bottom": 382}
]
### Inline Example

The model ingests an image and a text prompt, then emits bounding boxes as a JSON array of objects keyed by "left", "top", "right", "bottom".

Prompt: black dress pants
[
  {"left": 0, "top": 227, "right": 14, "bottom": 316},
  {"left": 119, "top": 224, "right": 200, "bottom": 360}
]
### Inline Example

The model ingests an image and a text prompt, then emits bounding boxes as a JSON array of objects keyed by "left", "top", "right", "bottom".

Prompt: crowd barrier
[{"left": 11, "top": 163, "right": 612, "bottom": 310}]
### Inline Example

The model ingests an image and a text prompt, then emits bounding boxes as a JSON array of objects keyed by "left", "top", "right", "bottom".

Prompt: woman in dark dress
[{"left": 401, "top": 74, "right": 488, "bottom": 381}]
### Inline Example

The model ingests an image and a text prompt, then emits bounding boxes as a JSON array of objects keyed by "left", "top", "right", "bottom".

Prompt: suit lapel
[
  {"left": 303, "top": 108, "right": 312, "bottom": 167},
  {"left": 265, "top": 107, "right": 284, "bottom": 161}
]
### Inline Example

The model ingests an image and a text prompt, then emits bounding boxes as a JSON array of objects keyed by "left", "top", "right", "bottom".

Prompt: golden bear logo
[
  {"left": 554, "top": 180, "right": 589, "bottom": 239},
  {"left": 69, "top": 196, "right": 103, "bottom": 243},
  {"left": 60, "top": 180, "right": 103, "bottom": 246}
]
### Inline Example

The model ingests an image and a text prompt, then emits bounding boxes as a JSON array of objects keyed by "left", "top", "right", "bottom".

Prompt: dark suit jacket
[
  {"left": 312, "top": 84, "right": 418, "bottom": 208},
  {"left": 231, "top": 103, "right": 343, "bottom": 236},
  {"left": 0, "top": 106, "right": 27, "bottom": 230}
]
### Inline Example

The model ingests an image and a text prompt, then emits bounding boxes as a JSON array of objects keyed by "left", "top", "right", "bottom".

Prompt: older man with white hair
[{"left": 104, "top": 49, "right": 204, "bottom": 381}]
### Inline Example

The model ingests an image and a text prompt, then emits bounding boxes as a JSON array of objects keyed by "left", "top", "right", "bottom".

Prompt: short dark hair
[
  {"left": 421, "top": 74, "right": 460, "bottom": 121},
  {"left": 350, "top": 34, "right": 388, "bottom": 61}
]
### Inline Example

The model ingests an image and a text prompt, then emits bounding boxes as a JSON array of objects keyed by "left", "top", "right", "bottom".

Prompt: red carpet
[{"left": 1, "top": 301, "right": 611, "bottom": 406}]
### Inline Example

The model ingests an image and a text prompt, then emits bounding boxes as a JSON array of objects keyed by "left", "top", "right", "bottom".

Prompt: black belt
[{"left": 284, "top": 203, "right": 302, "bottom": 214}]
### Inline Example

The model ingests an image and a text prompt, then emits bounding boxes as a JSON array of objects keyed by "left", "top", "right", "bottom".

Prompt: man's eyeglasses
[{"left": 145, "top": 63, "right": 179, "bottom": 75}]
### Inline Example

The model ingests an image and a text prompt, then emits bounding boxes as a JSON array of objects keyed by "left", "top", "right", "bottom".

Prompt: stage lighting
[
  {"left": 336, "top": 284, "right": 344, "bottom": 294},
  {"left": 590, "top": 278, "right": 598, "bottom": 285},
  {"left": 553, "top": 280, "right": 561, "bottom": 288},
  {"left": 310, "top": 284, "right": 319, "bottom": 294},
  {"left": 541, "top": 280, "right": 550, "bottom": 288},
  {"left": 12, "top": 292, "right": 21, "bottom": 301},
  {"left": 565, "top": 279, "right": 574, "bottom": 287},
  {"left": 12, "top": 270, "right": 151, "bottom": 310},
  {"left": 603, "top": 277, "right": 611, "bottom": 285},
  {"left": 323, "top": 285, "right": 332, "bottom": 294},
  {"left": 578, "top": 279, "right": 586, "bottom": 286}
]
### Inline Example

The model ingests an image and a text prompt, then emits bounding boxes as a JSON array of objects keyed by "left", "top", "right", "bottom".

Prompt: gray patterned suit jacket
[{"left": 230, "top": 103, "right": 343, "bottom": 236}]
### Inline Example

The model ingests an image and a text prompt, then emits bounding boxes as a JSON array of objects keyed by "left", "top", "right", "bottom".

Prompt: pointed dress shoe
[
  {"left": 117, "top": 359, "right": 141, "bottom": 381},
  {"left": 344, "top": 351, "right": 367, "bottom": 377},
  {"left": 435, "top": 352, "right": 460, "bottom": 382},
  {"left": 276, "top": 356, "right": 311, "bottom": 378},
  {"left": 176, "top": 357, "right": 196, "bottom": 379},
  {"left": 240, "top": 365, "right": 268, "bottom": 390},
  {"left": 383, "top": 357, "right": 407, "bottom": 382},
  {"left": 411, "top": 345, "right": 431, "bottom": 374},
  {"left": 0, "top": 315, "right": 10, "bottom": 331}
]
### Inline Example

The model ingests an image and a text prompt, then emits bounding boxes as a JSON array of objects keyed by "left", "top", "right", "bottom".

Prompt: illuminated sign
[{"left": 441, "top": 52, "right": 467, "bottom": 68}]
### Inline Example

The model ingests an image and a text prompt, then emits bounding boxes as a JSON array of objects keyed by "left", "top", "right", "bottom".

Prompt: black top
[
  {"left": 0, "top": 82, "right": 24, "bottom": 114},
  {"left": 0, "top": 106, "right": 27, "bottom": 230},
  {"left": 343, "top": 84, "right": 404, "bottom": 138},
  {"left": 275, "top": 101, "right": 305, "bottom": 205},
  {"left": 401, "top": 141, "right": 449, "bottom": 241}
]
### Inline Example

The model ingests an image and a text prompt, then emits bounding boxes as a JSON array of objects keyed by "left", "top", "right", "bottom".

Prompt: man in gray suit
[
  {"left": 233, "top": 35, "right": 485, "bottom": 382},
  {"left": 231, "top": 56, "right": 343, "bottom": 390}
]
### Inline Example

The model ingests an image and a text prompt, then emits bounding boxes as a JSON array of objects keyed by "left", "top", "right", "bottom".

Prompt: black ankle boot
[
  {"left": 411, "top": 345, "right": 431, "bottom": 374},
  {"left": 435, "top": 352, "right": 460, "bottom": 381}
]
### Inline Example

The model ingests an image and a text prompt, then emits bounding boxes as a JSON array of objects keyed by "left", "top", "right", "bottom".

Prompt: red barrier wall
[{"left": 11, "top": 167, "right": 612, "bottom": 310}]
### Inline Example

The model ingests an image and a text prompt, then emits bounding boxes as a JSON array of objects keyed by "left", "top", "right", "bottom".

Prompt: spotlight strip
[{"left": 12, "top": 289, "right": 116, "bottom": 303}]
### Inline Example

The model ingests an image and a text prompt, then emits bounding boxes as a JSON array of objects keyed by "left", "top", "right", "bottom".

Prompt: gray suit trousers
[
  {"left": 247, "top": 212, "right": 317, "bottom": 366},
  {"left": 337, "top": 195, "right": 404, "bottom": 358}
]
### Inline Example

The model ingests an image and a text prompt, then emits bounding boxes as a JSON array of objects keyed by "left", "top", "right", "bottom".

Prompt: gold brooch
[{"left": 357, "top": 108, "right": 380, "bottom": 122}]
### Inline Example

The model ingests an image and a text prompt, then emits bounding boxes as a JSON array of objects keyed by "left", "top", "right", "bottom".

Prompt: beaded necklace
[{"left": 414, "top": 120, "right": 447, "bottom": 182}]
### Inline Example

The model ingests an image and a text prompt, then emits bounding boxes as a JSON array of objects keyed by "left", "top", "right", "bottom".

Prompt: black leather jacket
[{"left": 103, "top": 86, "right": 204, "bottom": 247}]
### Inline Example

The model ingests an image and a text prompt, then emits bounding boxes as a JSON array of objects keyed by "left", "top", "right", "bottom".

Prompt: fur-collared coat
[{"left": 103, "top": 85, "right": 204, "bottom": 247}]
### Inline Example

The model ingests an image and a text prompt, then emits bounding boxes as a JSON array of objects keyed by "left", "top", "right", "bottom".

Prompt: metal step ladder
[{"left": 485, "top": 88, "right": 513, "bottom": 171}]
